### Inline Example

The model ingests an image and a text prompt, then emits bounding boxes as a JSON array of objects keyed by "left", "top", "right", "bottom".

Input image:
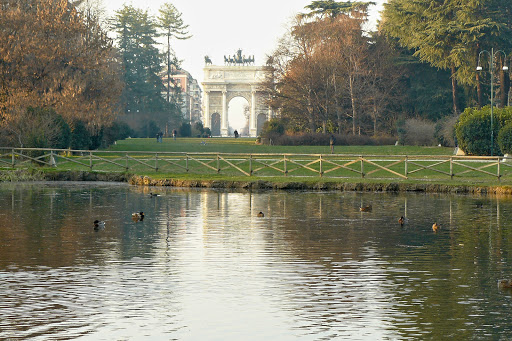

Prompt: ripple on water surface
[{"left": 1, "top": 184, "right": 512, "bottom": 339}]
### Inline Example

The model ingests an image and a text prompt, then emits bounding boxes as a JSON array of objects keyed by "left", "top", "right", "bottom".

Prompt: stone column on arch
[
  {"left": 221, "top": 90, "right": 228, "bottom": 137},
  {"left": 249, "top": 89, "right": 257, "bottom": 137},
  {"left": 203, "top": 90, "right": 210, "bottom": 128}
]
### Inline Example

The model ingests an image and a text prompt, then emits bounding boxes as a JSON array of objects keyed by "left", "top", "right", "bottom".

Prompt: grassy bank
[
  {"left": 2, "top": 138, "right": 512, "bottom": 193},
  {"left": 107, "top": 137, "right": 454, "bottom": 155}
]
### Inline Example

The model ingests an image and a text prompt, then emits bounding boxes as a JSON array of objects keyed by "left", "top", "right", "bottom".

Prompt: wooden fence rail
[{"left": 1, "top": 147, "right": 511, "bottom": 181}]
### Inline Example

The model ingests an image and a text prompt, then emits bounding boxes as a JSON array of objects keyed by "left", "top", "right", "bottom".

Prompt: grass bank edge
[{"left": 31, "top": 168, "right": 512, "bottom": 189}]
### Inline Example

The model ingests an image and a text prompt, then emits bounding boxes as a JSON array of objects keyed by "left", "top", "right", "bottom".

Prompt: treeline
[
  {"left": 0, "top": 0, "right": 125, "bottom": 148},
  {"left": 0, "top": 0, "right": 189, "bottom": 149},
  {"left": 262, "top": 0, "right": 512, "bottom": 150}
]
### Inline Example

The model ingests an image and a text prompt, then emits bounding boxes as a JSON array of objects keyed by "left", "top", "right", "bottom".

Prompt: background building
[{"left": 166, "top": 69, "right": 203, "bottom": 124}]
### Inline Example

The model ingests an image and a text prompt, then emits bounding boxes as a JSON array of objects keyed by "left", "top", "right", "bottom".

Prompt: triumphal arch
[{"left": 202, "top": 50, "right": 273, "bottom": 137}]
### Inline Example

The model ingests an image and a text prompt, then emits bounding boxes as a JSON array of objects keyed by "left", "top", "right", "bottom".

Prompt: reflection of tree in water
[
  {"left": 237, "top": 191, "right": 512, "bottom": 339},
  {"left": 0, "top": 184, "right": 174, "bottom": 268},
  {"left": 3, "top": 186, "right": 512, "bottom": 338}
]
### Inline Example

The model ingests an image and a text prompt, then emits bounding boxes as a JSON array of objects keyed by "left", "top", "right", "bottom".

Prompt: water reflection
[{"left": 1, "top": 183, "right": 512, "bottom": 340}]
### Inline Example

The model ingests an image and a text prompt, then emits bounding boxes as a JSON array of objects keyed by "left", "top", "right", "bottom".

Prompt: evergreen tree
[
  {"left": 112, "top": 5, "right": 167, "bottom": 114},
  {"left": 157, "top": 3, "right": 191, "bottom": 103},
  {"left": 380, "top": 0, "right": 512, "bottom": 114}
]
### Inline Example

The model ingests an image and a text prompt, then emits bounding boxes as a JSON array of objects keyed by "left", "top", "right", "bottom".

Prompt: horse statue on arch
[{"left": 204, "top": 55, "right": 212, "bottom": 65}]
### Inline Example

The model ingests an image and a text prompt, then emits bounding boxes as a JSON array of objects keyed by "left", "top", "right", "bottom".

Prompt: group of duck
[
  {"left": 93, "top": 192, "right": 161, "bottom": 231},
  {"left": 94, "top": 210, "right": 263, "bottom": 231},
  {"left": 93, "top": 212, "right": 144, "bottom": 231},
  {"left": 360, "top": 204, "right": 440, "bottom": 233}
]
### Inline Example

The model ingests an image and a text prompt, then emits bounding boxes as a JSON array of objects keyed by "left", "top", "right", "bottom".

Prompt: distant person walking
[
  {"left": 172, "top": 129, "right": 177, "bottom": 141},
  {"left": 234, "top": 130, "right": 239, "bottom": 138},
  {"left": 330, "top": 135, "right": 335, "bottom": 154}
]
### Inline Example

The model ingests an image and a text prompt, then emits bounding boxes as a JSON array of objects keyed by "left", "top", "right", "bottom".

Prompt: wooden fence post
[
  {"left": 217, "top": 155, "right": 220, "bottom": 173},
  {"left": 405, "top": 156, "right": 408, "bottom": 178},
  {"left": 11, "top": 149, "right": 15, "bottom": 168},
  {"left": 249, "top": 154, "right": 253, "bottom": 176},
  {"left": 319, "top": 155, "right": 323, "bottom": 177},
  {"left": 89, "top": 152, "right": 93, "bottom": 171},
  {"left": 186, "top": 154, "right": 189, "bottom": 172},
  {"left": 361, "top": 157, "right": 364, "bottom": 178},
  {"left": 50, "top": 150, "right": 56, "bottom": 167},
  {"left": 450, "top": 157, "right": 453, "bottom": 180},
  {"left": 155, "top": 153, "right": 159, "bottom": 172},
  {"left": 498, "top": 157, "right": 501, "bottom": 182},
  {"left": 284, "top": 155, "right": 287, "bottom": 176}
]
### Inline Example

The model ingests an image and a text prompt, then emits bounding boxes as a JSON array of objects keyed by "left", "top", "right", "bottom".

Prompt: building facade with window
[{"left": 165, "top": 69, "right": 203, "bottom": 124}]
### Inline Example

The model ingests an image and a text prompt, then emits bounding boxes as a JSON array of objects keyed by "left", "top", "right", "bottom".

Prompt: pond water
[{"left": 1, "top": 182, "right": 512, "bottom": 340}]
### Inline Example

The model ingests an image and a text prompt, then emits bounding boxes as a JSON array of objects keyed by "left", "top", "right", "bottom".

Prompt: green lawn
[
  {"left": 107, "top": 137, "right": 455, "bottom": 156},
  {"left": 4, "top": 138, "right": 512, "bottom": 187}
]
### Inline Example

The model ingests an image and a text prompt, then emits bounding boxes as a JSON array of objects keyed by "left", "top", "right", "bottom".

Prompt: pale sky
[
  {"left": 104, "top": 0, "right": 387, "bottom": 131},
  {"left": 105, "top": 0, "right": 387, "bottom": 85}
]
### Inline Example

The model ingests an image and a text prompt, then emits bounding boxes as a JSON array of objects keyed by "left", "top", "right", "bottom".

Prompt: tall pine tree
[
  {"left": 381, "top": 0, "right": 512, "bottom": 114},
  {"left": 112, "top": 5, "right": 167, "bottom": 114}
]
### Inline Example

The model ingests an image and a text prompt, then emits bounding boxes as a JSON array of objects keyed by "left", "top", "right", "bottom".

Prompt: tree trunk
[
  {"left": 307, "top": 89, "right": 316, "bottom": 133},
  {"left": 166, "top": 32, "right": 171, "bottom": 103},
  {"left": 333, "top": 73, "right": 342, "bottom": 134},
  {"left": 500, "top": 59, "right": 509, "bottom": 107},
  {"left": 349, "top": 75, "right": 357, "bottom": 135},
  {"left": 451, "top": 66, "right": 460, "bottom": 115},
  {"left": 373, "top": 101, "right": 378, "bottom": 136},
  {"left": 476, "top": 45, "right": 483, "bottom": 108},
  {"left": 476, "top": 72, "right": 483, "bottom": 108}
]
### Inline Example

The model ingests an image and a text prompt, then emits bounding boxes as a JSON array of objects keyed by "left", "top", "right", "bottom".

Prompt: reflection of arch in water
[
  {"left": 228, "top": 96, "right": 249, "bottom": 135},
  {"left": 210, "top": 112, "right": 221, "bottom": 136},
  {"left": 257, "top": 114, "right": 267, "bottom": 136}
]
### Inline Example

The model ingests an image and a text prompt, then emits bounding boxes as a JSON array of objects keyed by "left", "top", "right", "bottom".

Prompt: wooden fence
[{"left": 1, "top": 147, "right": 511, "bottom": 181}]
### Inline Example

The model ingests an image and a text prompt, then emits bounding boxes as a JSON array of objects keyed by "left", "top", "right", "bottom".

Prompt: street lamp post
[{"left": 477, "top": 48, "right": 509, "bottom": 156}]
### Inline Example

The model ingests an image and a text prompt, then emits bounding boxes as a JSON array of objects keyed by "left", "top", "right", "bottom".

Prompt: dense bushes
[
  {"left": 103, "top": 121, "right": 133, "bottom": 146},
  {"left": 192, "top": 121, "right": 210, "bottom": 138},
  {"left": 498, "top": 122, "right": 512, "bottom": 155},
  {"left": 435, "top": 115, "right": 458, "bottom": 147},
  {"left": 401, "top": 119, "right": 436, "bottom": 146},
  {"left": 259, "top": 132, "right": 395, "bottom": 146},
  {"left": 178, "top": 122, "right": 192, "bottom": 137},
  {"left": 455, "top": 106, "right": 512, "bottom": 155},
  {"left": 0, "top": 107, "right": 134, "bottom": 150},
  {"left": 259, "top": 118, "right": 286, "bottom": 141},
  {"left": 0, "top": 107, "right": 70, "bottom": 149},
  {"left": 258, "top": 118, "right": 395, "bottom": 146}
]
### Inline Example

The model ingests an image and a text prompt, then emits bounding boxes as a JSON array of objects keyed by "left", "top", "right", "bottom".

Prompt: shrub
[
  {"left": 0, "top": 106, "right": 71, "bottom": 149},
  {"left": 103, "top": 121, "right": 134, "bottom": 146},
  {"left": 455, "top": 106, "right": 512, "bottom": 155},
  {"left": 402, "top": 118, "right": 436, "bottom": 146},
  {"left": 137, "top": 120, "right": 160, "bottom": 138},
  {"left": 178, "top": 122, "right": 192, "bottom": 137},
  {"left": 193, "top": 121, "right": 205, "bottom": 137},
  {"left": 71, "top": 120, "right": 91, "bottom": 150},
  {"left": 260, "top": 118, "right": 285, "bottom": 140},
  {"left": 498, "top": 122, "right": 512, "bottom": 155},
  {"left": 262, "top": 132, "right": 395, "bottom": 146},
  {"left": 435, "top": 115, "right": 458, "bottom": 147},
  {"left": 89, "top": 130, "right": 104, "bottom": 150},
  {"left": 203, "top": 127, "right": 211, "bottom": 138}
]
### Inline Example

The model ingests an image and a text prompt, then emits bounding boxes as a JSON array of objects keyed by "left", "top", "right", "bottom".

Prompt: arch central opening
[{"left": 227, "top": 96, "right": 249, "bottom": 137}]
